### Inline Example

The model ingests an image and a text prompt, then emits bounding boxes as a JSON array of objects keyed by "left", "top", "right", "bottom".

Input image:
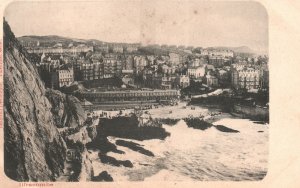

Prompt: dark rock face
[
  {"left": 98, "top": 154, "right": 133, "bottom": 168},
  {"left": 99, "top": 115, "right": 170, "bottom": 140},
  {"left": 46, "top": 89, "right": 86, "bottom": 128},
  {"left": 92, "top": 171, "right": 113, "bottom": 182},
  {"left": 87, "top": 136, "right": 124, "bottom": 155},
  {"left": 115, "top": 140, "right": 154, "bottom": 157},
  {"left": 214, "top": 125, "right": 239, "bottom": 133},
  {"left": 4, "top": 20, "right": 67, "bottom": 181},
  {"left": 184, "top": 118, "right": 213, "bottom": 130},
  {"left": 86, "top": 125, "right": 98, "bottom": 141}
]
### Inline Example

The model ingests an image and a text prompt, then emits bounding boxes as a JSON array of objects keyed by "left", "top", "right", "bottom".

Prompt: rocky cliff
[
  {"left": 46, "top": 89, "right": 86, "bottom": 128},
  {"left": 4, "top": 20, "right": 68, "bottom": 181}
]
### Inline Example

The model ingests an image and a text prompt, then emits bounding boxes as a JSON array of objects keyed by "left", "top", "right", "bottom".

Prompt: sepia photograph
[{"left": 3, "top": 0, "right": 269, "bottom": 182}]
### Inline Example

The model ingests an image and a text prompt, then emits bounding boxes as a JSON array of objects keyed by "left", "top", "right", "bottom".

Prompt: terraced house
[{"left": 231, "top": 68, "right": 260, "bottom": 90}]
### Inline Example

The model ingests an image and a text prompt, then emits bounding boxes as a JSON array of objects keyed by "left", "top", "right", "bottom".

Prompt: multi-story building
[
  {"left": 20, "top": 40, "right": 40, "bottom": 48},
  {"left": 183, "top": 49, "right": 192, "bottom": 54},
  {"left": 75, "top": 56, "right": 105, "bottom": 81},
  {"left": 126, "top": 46, "right": 138, "bottom": 53},
  {"left": 51, "top": 67, "right": 74, "bottom": 88},
  {"left": 161, "top": 65, "right": 176, "bottom": 75},
  {"left": 205, "top": 64, "right": 216, "bottom": 73},
  {"left": 103, "top": 55, "right": 117, "bottom": 78},
  {"left": 98, "top": 46, "right": 109, "bottom": 53},
  {"left": 161, "top": 75, "right": 177, "bottom": 89},
  {"left": 39, "top": 54, "right": 63, "bottom": 72},
  {"left": 73, "top": 57, "right": 84, "bottom": 81},
  {"left": 168, "top": 52, "right": 187, "bottom": 65},
  {"left": 260, "top": 64, "right": 269, "bottom": 89},
  {"left": 144, "top": 73, "right": 163, "bottom": 89},
  {"left": 217, "top": 69, "right": 230, "bottom": 87},
  {"left": 231, "top": 68, "right": 260, "bottom": 90},
  {"left": 81, "top": 60, "right": 94, "bottom": 81},
  {"left": 122, "top": 55, "right": 134, "bottom": 75},
  {"left": 142, "top": 69, "right": 154, "bottom": 88},
  {"left": 187, "top": 65, "right": 206, "bottom": 78},
  {"left": 208, "top": 56, "right": 225, "bottom": 67},
  {"left": 169, "top": 52, "right": 181, "bottom": 65},
  {"left": 177, "top": 75, "right": 190, "bottom": 88},
  {"left": 122, "top": 75, "right": 134, "bottom": 85},
  {"left": 188, "top": 57, "right": 207, "bottom": 68},
  {"left": 92, "top": 58, "right": 104, "bottom": 80},
  {"left": 206, "top": 74, "right": 218, "bottom": 87},
  {"left": 200, "top": 49, "right": 209, "bottom": 56},
  {"left": 134, "top": 56, "right": 148, "bottom": 74},
  {"left": 212, "top": 50, "right": 234, "bottom": 57},
  {"left": 147, "top": 55, "right": 156, "bottom": 65},
  {"left": 113, "top": 45, "right": 124, "bottom": 53},
  {"left": 116, "top": 58, "right": 123, "bottom": 76},
  {"left": 124, "top": 55, "right": 134, "bottom": 70},
  {"left": 38, "top": 54, "right": 66, "bottom": 87},
  {"left": 161, "top": 76, "right": 172, "bottom": 89},
  {"left": 58, "top": 68, "right": 74, "bottom": 87},
  {"left": 201, "top": 49, "right": 234, "bottom": 57},
  {"left": 103, "top": 54, "right": 123, "bottom": 78},
  {"left": 231, "top": 63, "right": 246, "bottom": 71}
]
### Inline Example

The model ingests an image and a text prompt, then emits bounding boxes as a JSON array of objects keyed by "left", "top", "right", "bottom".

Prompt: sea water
[{"left": 90, "top": 105, "right": 268, "bottom": 181}]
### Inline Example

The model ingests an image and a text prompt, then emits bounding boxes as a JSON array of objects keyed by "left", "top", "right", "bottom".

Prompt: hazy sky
[{"left": 4, "top": 0, "right": 268, "bottom": 53}]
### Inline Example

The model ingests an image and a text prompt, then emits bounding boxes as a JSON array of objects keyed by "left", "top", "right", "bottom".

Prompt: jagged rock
[
  {"left": 4, "top": 20, "right": 67, "bottom": 181},
  {"left": 214, "top": 125, "right": 239, "bottom": 133},
  {"left": 98, "top": 154, "right": 133, "bottom": 168},
  {"left": 92, "top": 171, "right": 113, "bottom": 182},
  {"left": 46, "top": 89, "right": 86, "bottom": 128},
  {"left": 66, "top": 127, "right": 92, "bottom": 146},
  {"left": 99, "top": 115, "right": 170, "bottom": 140},
  {"left": 184, "top": 117, "right": 213, "bottom": 130},
  {"left": 115, "top": 139, "right": 154, "bottom": 157},
  {"left": 86, "top": 125, "right": 97, "bottom": 140}
]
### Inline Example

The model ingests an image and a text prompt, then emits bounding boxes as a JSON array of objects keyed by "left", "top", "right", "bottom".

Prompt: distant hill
[
  {"left": 17, "top": 35, "right": 265, "bottom": 55},
  {"left": 19, "top": 35, "right": 80, "bottom": 43},
  {"left": 206, "top": 46, "right": 255, "bottom": 54},
  {"left": 17, "top": 35, "right": 107, "bottom": 48},
  {"left": 17, "top": 35, "right": 139, "bottom": 47}
]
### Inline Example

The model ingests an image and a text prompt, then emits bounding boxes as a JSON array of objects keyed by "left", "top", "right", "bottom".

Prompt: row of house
[
  {"left": 36, "top": 50, "right": 268, "bottom": 91},
  {"left": 142, "top": 72, "right": 190, "bottom": 89},
  {"left": 96, "top": 45, "right": 139, "bottom": 53},
  {"left": 27, "top": 45, "right": 93, "bottom": 54},
  {"left": 37, "top": 54, "right": 74, "bottom": 88},
  {"left": 25, "top": 43, "right": 140, "bottom": 55},
  {"left": 231, "top": 63, "right": 269, "bottom": 90},
  {"left": 75, "top": 54, "right": 182, "bottom": 81},
  {"left": 200, "top": 49, "right": 234, "bottom": 57},
  {"left": 75, "top": 55, "right": 123, "bottom": 81}
]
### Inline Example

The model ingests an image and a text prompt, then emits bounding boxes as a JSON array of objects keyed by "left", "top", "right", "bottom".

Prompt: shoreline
[{"left": 83, "top": 101, "right": 268, "bottom": 181}]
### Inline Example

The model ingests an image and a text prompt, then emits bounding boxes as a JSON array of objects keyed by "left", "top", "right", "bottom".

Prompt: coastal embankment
[
  {"left": 190, "top": 96, "right": 269, "bottom": 123},
  {"left": 232, "top": 104, "right": 269, "bottom": 122}
]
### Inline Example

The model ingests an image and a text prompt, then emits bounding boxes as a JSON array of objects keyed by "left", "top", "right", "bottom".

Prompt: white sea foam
[{"left": 90, "top": 106, "right": 268, "bottom": 181}]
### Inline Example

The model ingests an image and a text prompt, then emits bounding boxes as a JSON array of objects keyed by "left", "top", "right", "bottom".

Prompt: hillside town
[{"left": 21, "top": 39, "right": 269, "bottom": 96}]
